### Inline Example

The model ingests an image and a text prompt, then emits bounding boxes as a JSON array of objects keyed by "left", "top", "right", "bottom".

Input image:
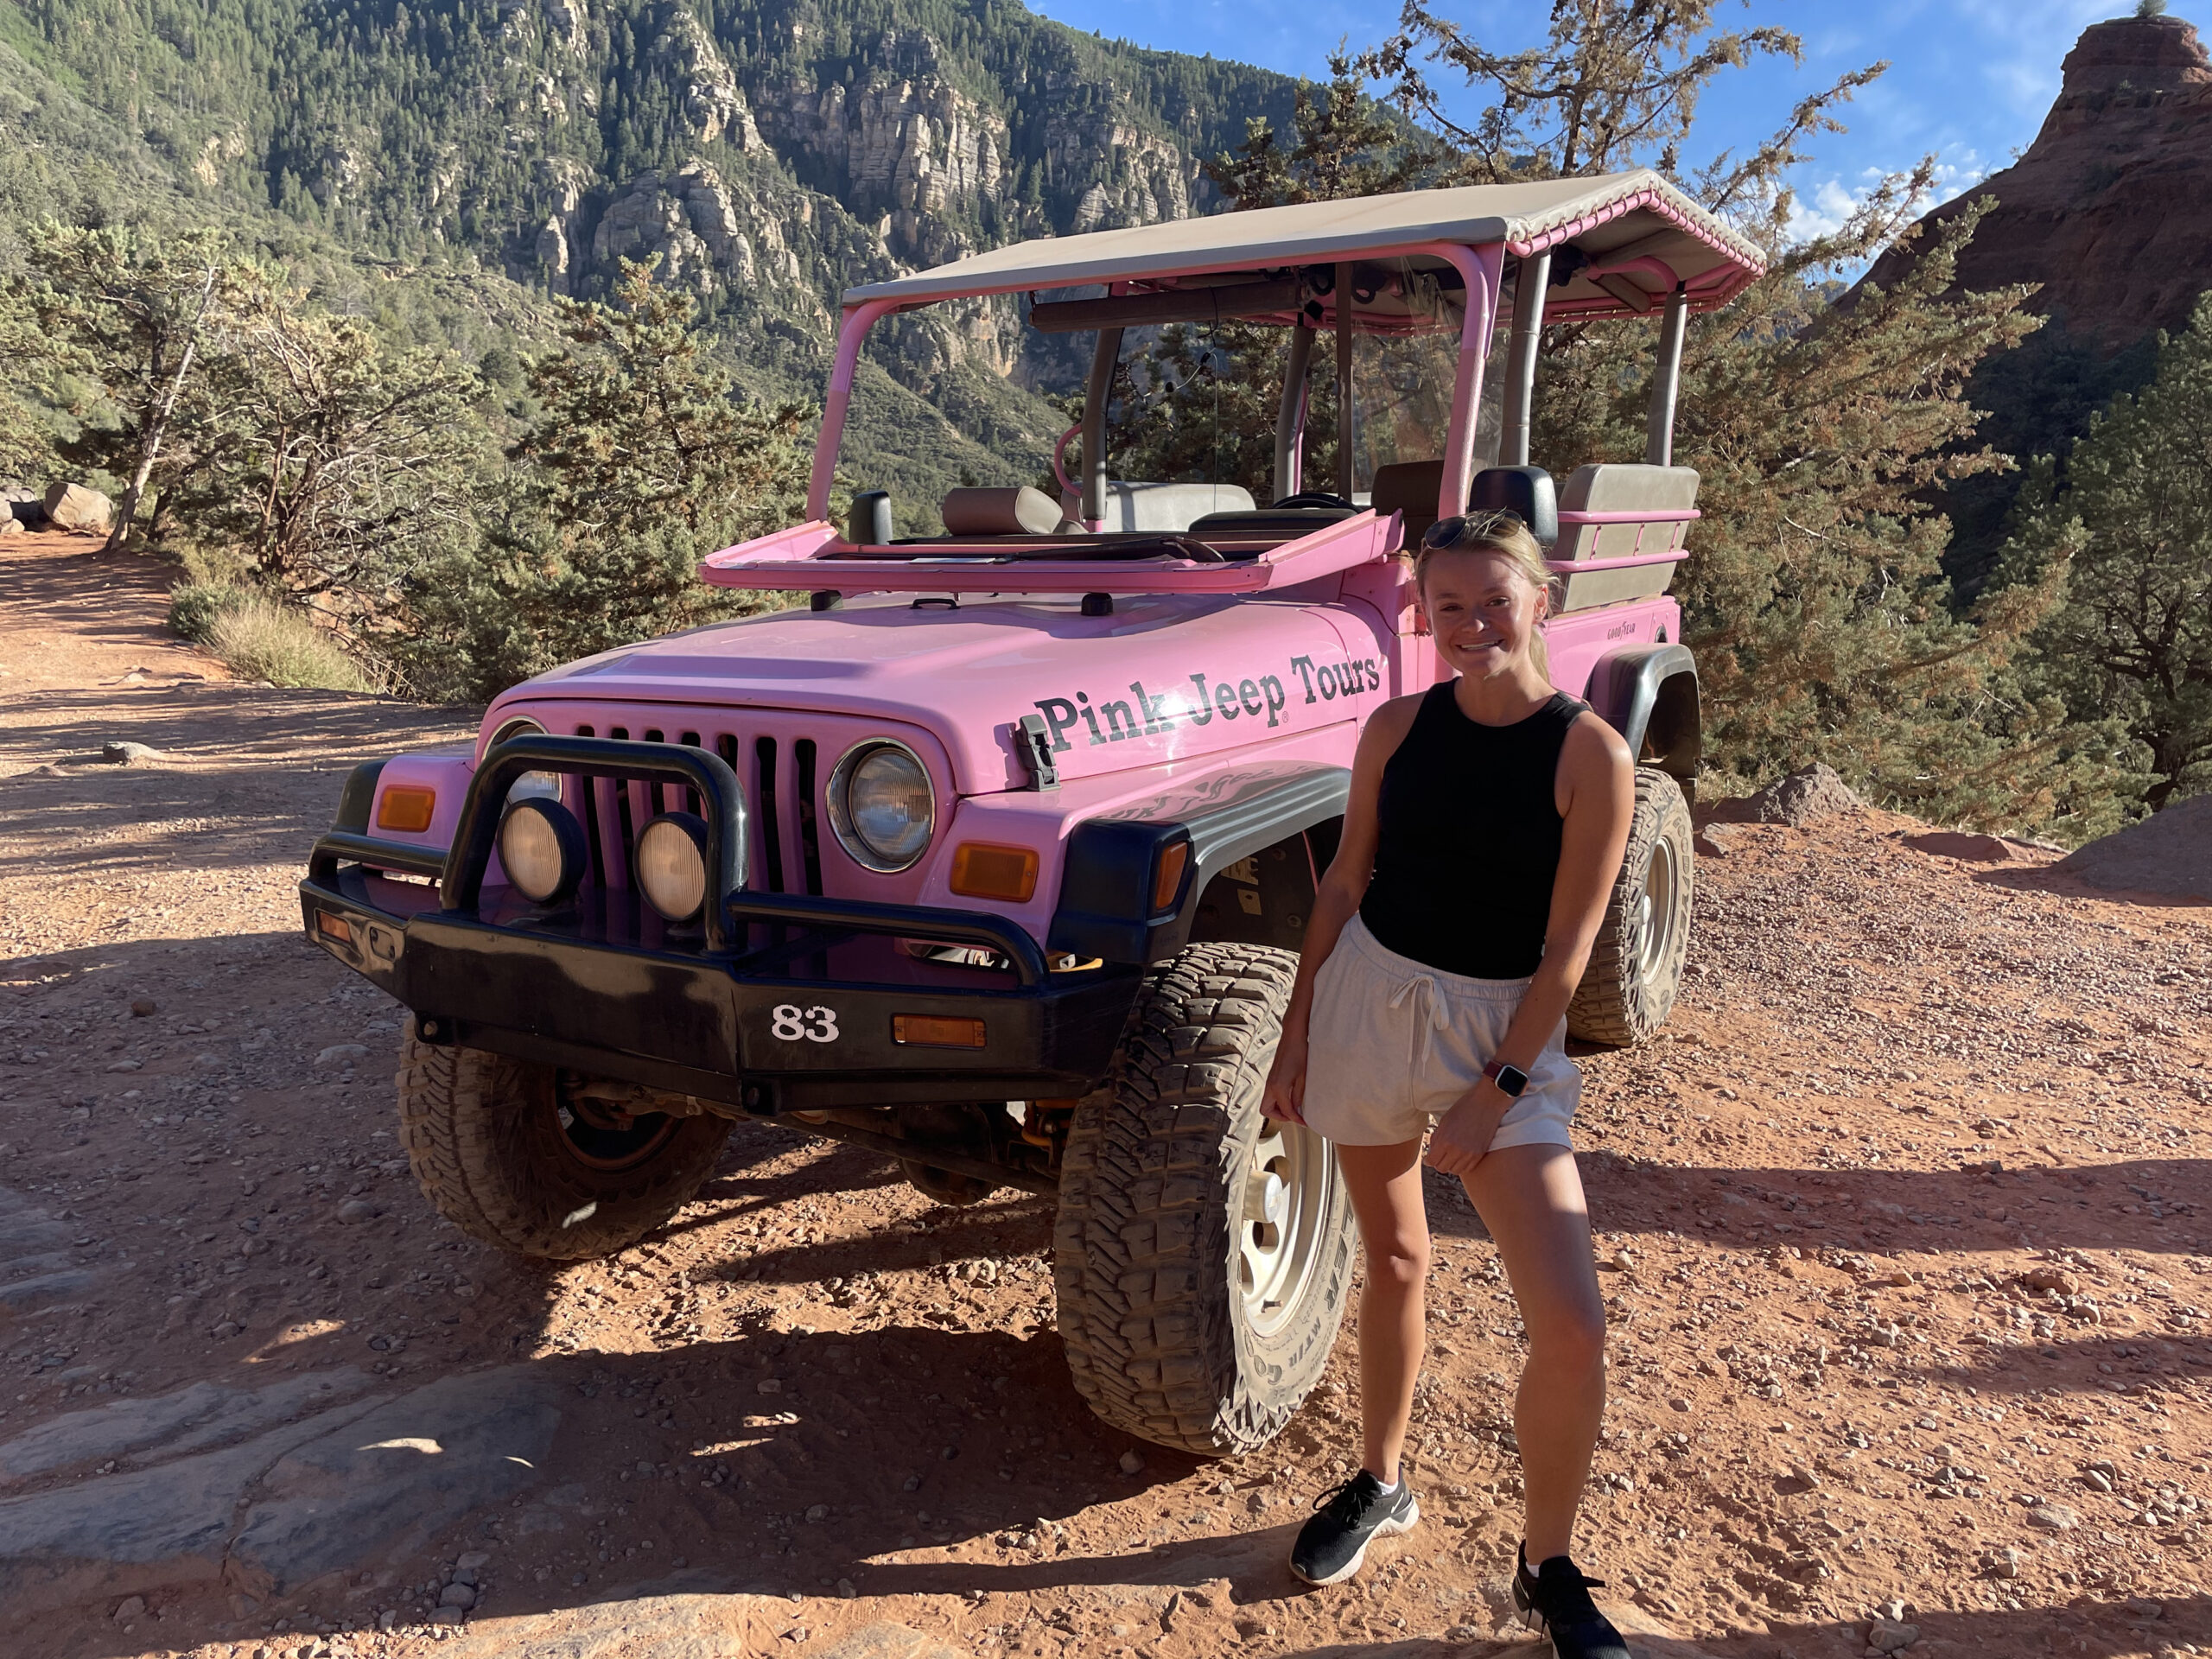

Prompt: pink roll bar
[{"left": 807, "top": 297, "right": 904, "bottom": 521}]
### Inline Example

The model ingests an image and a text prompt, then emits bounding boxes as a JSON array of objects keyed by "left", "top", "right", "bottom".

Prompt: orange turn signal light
[
  {"left": 315, "top": 912, "right": 353, "bottom": 945},
  {"left": 893, "top": 1014, "right": 987, "bottom": 1049},
  {"left": 949, "top": 842, "right": 1039, "bottom": 903},
  {"left": 1152, "top": 840, "right": 1191, "bottom": 912},
  {"left": 375, "top": 785, "right": 437, "bottom": 833}
]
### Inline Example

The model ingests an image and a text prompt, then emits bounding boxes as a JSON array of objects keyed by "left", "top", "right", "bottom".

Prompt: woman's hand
[
  {"left": 1424, "top": 1078, "right": 1513, "bottom": 1177},
  {"left": 1262, "top": 1035, "right": 1309, "bottom": 1125}
]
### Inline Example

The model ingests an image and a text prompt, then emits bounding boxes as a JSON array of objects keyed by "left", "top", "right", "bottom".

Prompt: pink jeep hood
[{"left": 497, "top": 591, "right": 1388, "bottom": 794}]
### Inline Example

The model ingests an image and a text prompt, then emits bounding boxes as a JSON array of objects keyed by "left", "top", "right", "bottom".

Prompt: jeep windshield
[{"left": 1090, "top": 258, "right": 1494, "bottom": 523}]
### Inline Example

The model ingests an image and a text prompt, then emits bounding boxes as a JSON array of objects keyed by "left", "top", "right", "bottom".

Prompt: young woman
[{"left": 1262, "top": 511, "right": 1637, "bottom": 1659}]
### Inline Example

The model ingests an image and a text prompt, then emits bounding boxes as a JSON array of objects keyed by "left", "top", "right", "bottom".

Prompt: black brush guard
[{"left": 299, "top": 736, "right": 1139, "bottom": 1126}]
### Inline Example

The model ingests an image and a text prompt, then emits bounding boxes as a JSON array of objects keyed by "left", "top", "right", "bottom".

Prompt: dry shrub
[{"left": 204, "top": 598, "right": 378, "bottom": 692}]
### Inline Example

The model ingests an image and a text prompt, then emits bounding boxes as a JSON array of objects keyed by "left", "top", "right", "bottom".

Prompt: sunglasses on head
[{"left": 1421, "top": 509, "right": 1526, "bottom": 550}]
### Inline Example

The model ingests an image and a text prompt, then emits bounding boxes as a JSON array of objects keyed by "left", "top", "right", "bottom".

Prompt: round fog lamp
[
  {"left": 830, "top": 741, "right": 934, "bottom": 872},
  {"left": 499, "top": 798, "right": 586, "bottom": 905},
  {"left": 636, "top": 812, "right": 711, "bottom": 923}
]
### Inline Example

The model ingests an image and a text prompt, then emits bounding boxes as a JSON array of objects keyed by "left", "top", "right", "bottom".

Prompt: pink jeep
[{"left": 302, "top": 171, "right": 1764, "bottom": 1455}]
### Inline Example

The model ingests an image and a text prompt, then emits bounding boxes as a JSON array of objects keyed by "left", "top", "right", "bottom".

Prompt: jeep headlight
[
  {"left": 486, "top": 714, "right": 546, "bottom": 754},
  {"left": 486, "top": 715, "right": 560, "bottom": 805},
  {"left": 828, "top": 741, "right": 934, "bottom": 872}
]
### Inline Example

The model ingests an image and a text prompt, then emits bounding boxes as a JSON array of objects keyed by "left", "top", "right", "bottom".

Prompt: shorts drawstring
[{"left": 1389, "top": 973, "right": 1452, "bottom": 1073}]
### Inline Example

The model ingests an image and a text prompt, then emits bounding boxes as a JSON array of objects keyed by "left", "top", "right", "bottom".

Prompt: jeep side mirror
[{"left": 1470, "top": 467, "right": 1557, "bottom": 550}]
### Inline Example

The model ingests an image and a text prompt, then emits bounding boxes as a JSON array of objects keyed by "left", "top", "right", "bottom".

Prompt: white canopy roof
[{"left": 845, "top": 169, "right": 1766, "bottom": 319}]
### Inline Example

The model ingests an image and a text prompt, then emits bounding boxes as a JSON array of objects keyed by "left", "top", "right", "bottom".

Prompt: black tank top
[{"left": 1358, "top": 683, "right": 1586, "bottom": 979}]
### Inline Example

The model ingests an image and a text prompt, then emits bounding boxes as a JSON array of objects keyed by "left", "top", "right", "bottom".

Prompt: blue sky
[{"left": 1027, "top": 0, "right": 2199, "bottom": 241}]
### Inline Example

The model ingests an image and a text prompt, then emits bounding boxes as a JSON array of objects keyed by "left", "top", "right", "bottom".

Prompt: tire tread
[{"left": 1053, "top": 943, "right": 1352, "bottom": 1457}]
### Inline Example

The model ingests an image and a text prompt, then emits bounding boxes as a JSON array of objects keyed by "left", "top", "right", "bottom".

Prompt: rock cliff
[
  {"left": 497, "top": 10, "right": 1241, "bottom": 315},
  {"left": 651, "top": 7, "right": 763, "bottom": 151},
  {"left": 1865, "top": 14, "right": 2212, "bottom": 349},
  {"left": 588, "top": 161, "right": 817, "bottom": 309},
  {"left": 481, "top": 9, "right": 1256, "bottom": 403}
]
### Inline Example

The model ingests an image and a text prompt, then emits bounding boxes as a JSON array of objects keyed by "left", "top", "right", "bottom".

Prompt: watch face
[{"left": 1492, "top": 1063, "right": 1529, "bottom": 1097}]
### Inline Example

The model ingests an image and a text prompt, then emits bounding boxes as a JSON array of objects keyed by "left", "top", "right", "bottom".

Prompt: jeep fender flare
[
  {"left": 1047, "top": 766, "right": 1349, "bottom": 965},
  {"left": 1586, "top": 643, "right": 1700, "bottom": 787}
]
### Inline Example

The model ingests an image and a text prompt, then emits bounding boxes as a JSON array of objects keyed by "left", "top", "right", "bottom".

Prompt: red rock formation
[{"left": 1862, "top": 15, "right": 2212, "bottom": 350}]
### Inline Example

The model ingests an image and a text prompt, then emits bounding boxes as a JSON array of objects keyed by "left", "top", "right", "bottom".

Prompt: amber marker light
[
  {"left": 949, "top": 842, "right": 1039, "bottom": 903},
  {"left": 315, "top": 912, "right": 353, "bottom": 945},
  {"left": 1152, "top": 840, "right": 1192, "bottom": 912},
  {"left": 893, "top": 1014, "right": 987, "bottom": 1049},
  {"left": 375, "top": 785, "right": 437, "bottom": 833}
]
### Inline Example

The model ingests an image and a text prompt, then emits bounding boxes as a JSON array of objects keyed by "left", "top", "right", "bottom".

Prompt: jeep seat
[
  {"left": 1059, "top": 480, "right": 1257, "bottom": 533},
  {"left": 1371, "top": 460, "right": 1448, "bottom": 550},
  {"left": 1553, "top": 464, "right": 1700, "bottom": 612},
  {"left": 941, "top": 485, "right": 1075, "bottom": 537},
  {"left": 1370, "top": 461, "right": 1560, "bottom": 551}
]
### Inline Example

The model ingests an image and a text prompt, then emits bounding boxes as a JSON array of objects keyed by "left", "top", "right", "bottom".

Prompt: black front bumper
[{"left": 299, "top": 736, "right": 1139, "bottom": 1114}]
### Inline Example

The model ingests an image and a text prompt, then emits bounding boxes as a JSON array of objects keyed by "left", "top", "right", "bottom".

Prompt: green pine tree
[
  {"left": 409, "top": 257, "right": 815, "bottom": 696},
  {"left": 23, "top": 224, "right": 236, "bottom": 549},
  {"left": 2003, "top": 292, "right": 2212, "bottom": 810},
  {"left": 175, "top": 260, "right": 488, "bottom": 617}
]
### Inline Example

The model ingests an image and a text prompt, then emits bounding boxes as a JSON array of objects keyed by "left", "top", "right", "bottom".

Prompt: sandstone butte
[{"left": 1863, "top": 12, "right": 2212, "bottom": 350}]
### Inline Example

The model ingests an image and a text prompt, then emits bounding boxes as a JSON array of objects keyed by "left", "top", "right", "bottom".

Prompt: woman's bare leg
[
  {"left": 1335, "top": 1139, "right": 1431, "bottom": 1486},
  {"left": 1459, "top": 1143, "right": 1606, "bottom": 1563}
]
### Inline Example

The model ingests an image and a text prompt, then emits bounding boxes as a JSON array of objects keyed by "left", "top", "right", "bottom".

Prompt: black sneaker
[
  {"left": 1287, "top": 1470, "right": 1420, "bottom": 1586},
  {"left": 1514, "top": 1543, "right": 1630, "bottom": 1659}
]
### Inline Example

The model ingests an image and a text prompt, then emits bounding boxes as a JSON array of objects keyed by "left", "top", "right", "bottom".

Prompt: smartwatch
[{"left": 1483, "top": 1059, "right": 1529, "bottom": 1098}]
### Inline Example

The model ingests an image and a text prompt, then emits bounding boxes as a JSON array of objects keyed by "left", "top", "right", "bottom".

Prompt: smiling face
[{"left": 1418, "top": 546, "right": 1551, "bottom": 682}]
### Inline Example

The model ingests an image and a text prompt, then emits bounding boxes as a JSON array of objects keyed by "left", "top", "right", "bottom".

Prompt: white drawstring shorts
[{"left": 1297, "top": 913, "right": 1580, "bottom": 1150}]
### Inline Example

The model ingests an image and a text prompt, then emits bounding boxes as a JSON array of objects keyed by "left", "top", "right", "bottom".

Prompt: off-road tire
[
  {"left": 1052, "top": 942, "right": 1355, "bottom": 1457},
  {"left": 1567, "top": 766, "right": 1694, "bottom": 1047},
  {"left": 396, "top": 1033, "right": 730, "bottom": 1259}
]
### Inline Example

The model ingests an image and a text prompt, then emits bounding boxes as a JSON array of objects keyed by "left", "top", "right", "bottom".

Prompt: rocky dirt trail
[{"left": 0, "top": 531, "right": 2207, "bottom": 1659}]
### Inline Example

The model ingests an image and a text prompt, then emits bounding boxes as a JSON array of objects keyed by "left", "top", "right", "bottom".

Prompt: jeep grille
[{"left": 565, "top": 722, "right": 825, "bottom": 899}]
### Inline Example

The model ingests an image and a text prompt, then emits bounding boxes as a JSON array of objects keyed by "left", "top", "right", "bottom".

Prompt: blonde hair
[{"left": 1412, "top": 510, "right": 1557, "bottom": 679}]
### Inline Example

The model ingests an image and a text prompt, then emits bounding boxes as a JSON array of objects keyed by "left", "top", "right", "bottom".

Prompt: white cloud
[{"left": 1783, "top": 153, "right": 1990, "bottom": 245}]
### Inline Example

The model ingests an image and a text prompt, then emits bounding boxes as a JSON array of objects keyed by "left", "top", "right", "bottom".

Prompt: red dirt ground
[{"left": 1, "top": 529, "right": 2206, "bottom": 1659}]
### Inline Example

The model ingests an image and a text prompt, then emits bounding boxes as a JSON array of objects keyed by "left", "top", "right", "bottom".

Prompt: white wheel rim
[
  {"left": 1637, "top": 836, "right": 1681, "bottom": 982},
  {"left": 1237, "top": 1121, "right": 1334, "bottom": 1337}
]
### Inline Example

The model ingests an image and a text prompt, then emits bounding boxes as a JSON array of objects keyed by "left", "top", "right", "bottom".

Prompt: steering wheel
[{"left": 1270, "top": 492, "right": 1356, "bottom": 510}]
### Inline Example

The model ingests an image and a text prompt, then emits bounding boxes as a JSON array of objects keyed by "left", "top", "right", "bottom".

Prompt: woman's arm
[
  {"left": 1424, "top": 712, "right": 1635, "bottom": 1177},
  {"left": 1261, "top": 695, "right": 1423, "bottom": 1124}
]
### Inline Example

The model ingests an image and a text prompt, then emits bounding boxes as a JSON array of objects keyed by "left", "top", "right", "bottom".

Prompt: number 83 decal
[{"left": 771, "top": 1003, "right": 840, "bottom": 1043}]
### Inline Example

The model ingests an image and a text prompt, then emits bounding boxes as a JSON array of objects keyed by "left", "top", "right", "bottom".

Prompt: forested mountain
[{"left": 0, "top": 0, "right": 1302, "bottom": 508}]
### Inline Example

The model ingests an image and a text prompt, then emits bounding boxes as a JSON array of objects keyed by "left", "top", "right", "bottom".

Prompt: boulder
[
  {"left": 2056, "top": 792, "right": 2212, "bottom": 900},
  {"left": 41, "top": 482, "right": 115, "bottom": 536},
  {"left": 1707, "top": 763, "right": 1866, "bottom": 829},
  {"left": 0, "top": 517, "right": 22, "bottom": 536},
  {"left": 1904, "top": 830, "right": 2014, "bottom": 862}
]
